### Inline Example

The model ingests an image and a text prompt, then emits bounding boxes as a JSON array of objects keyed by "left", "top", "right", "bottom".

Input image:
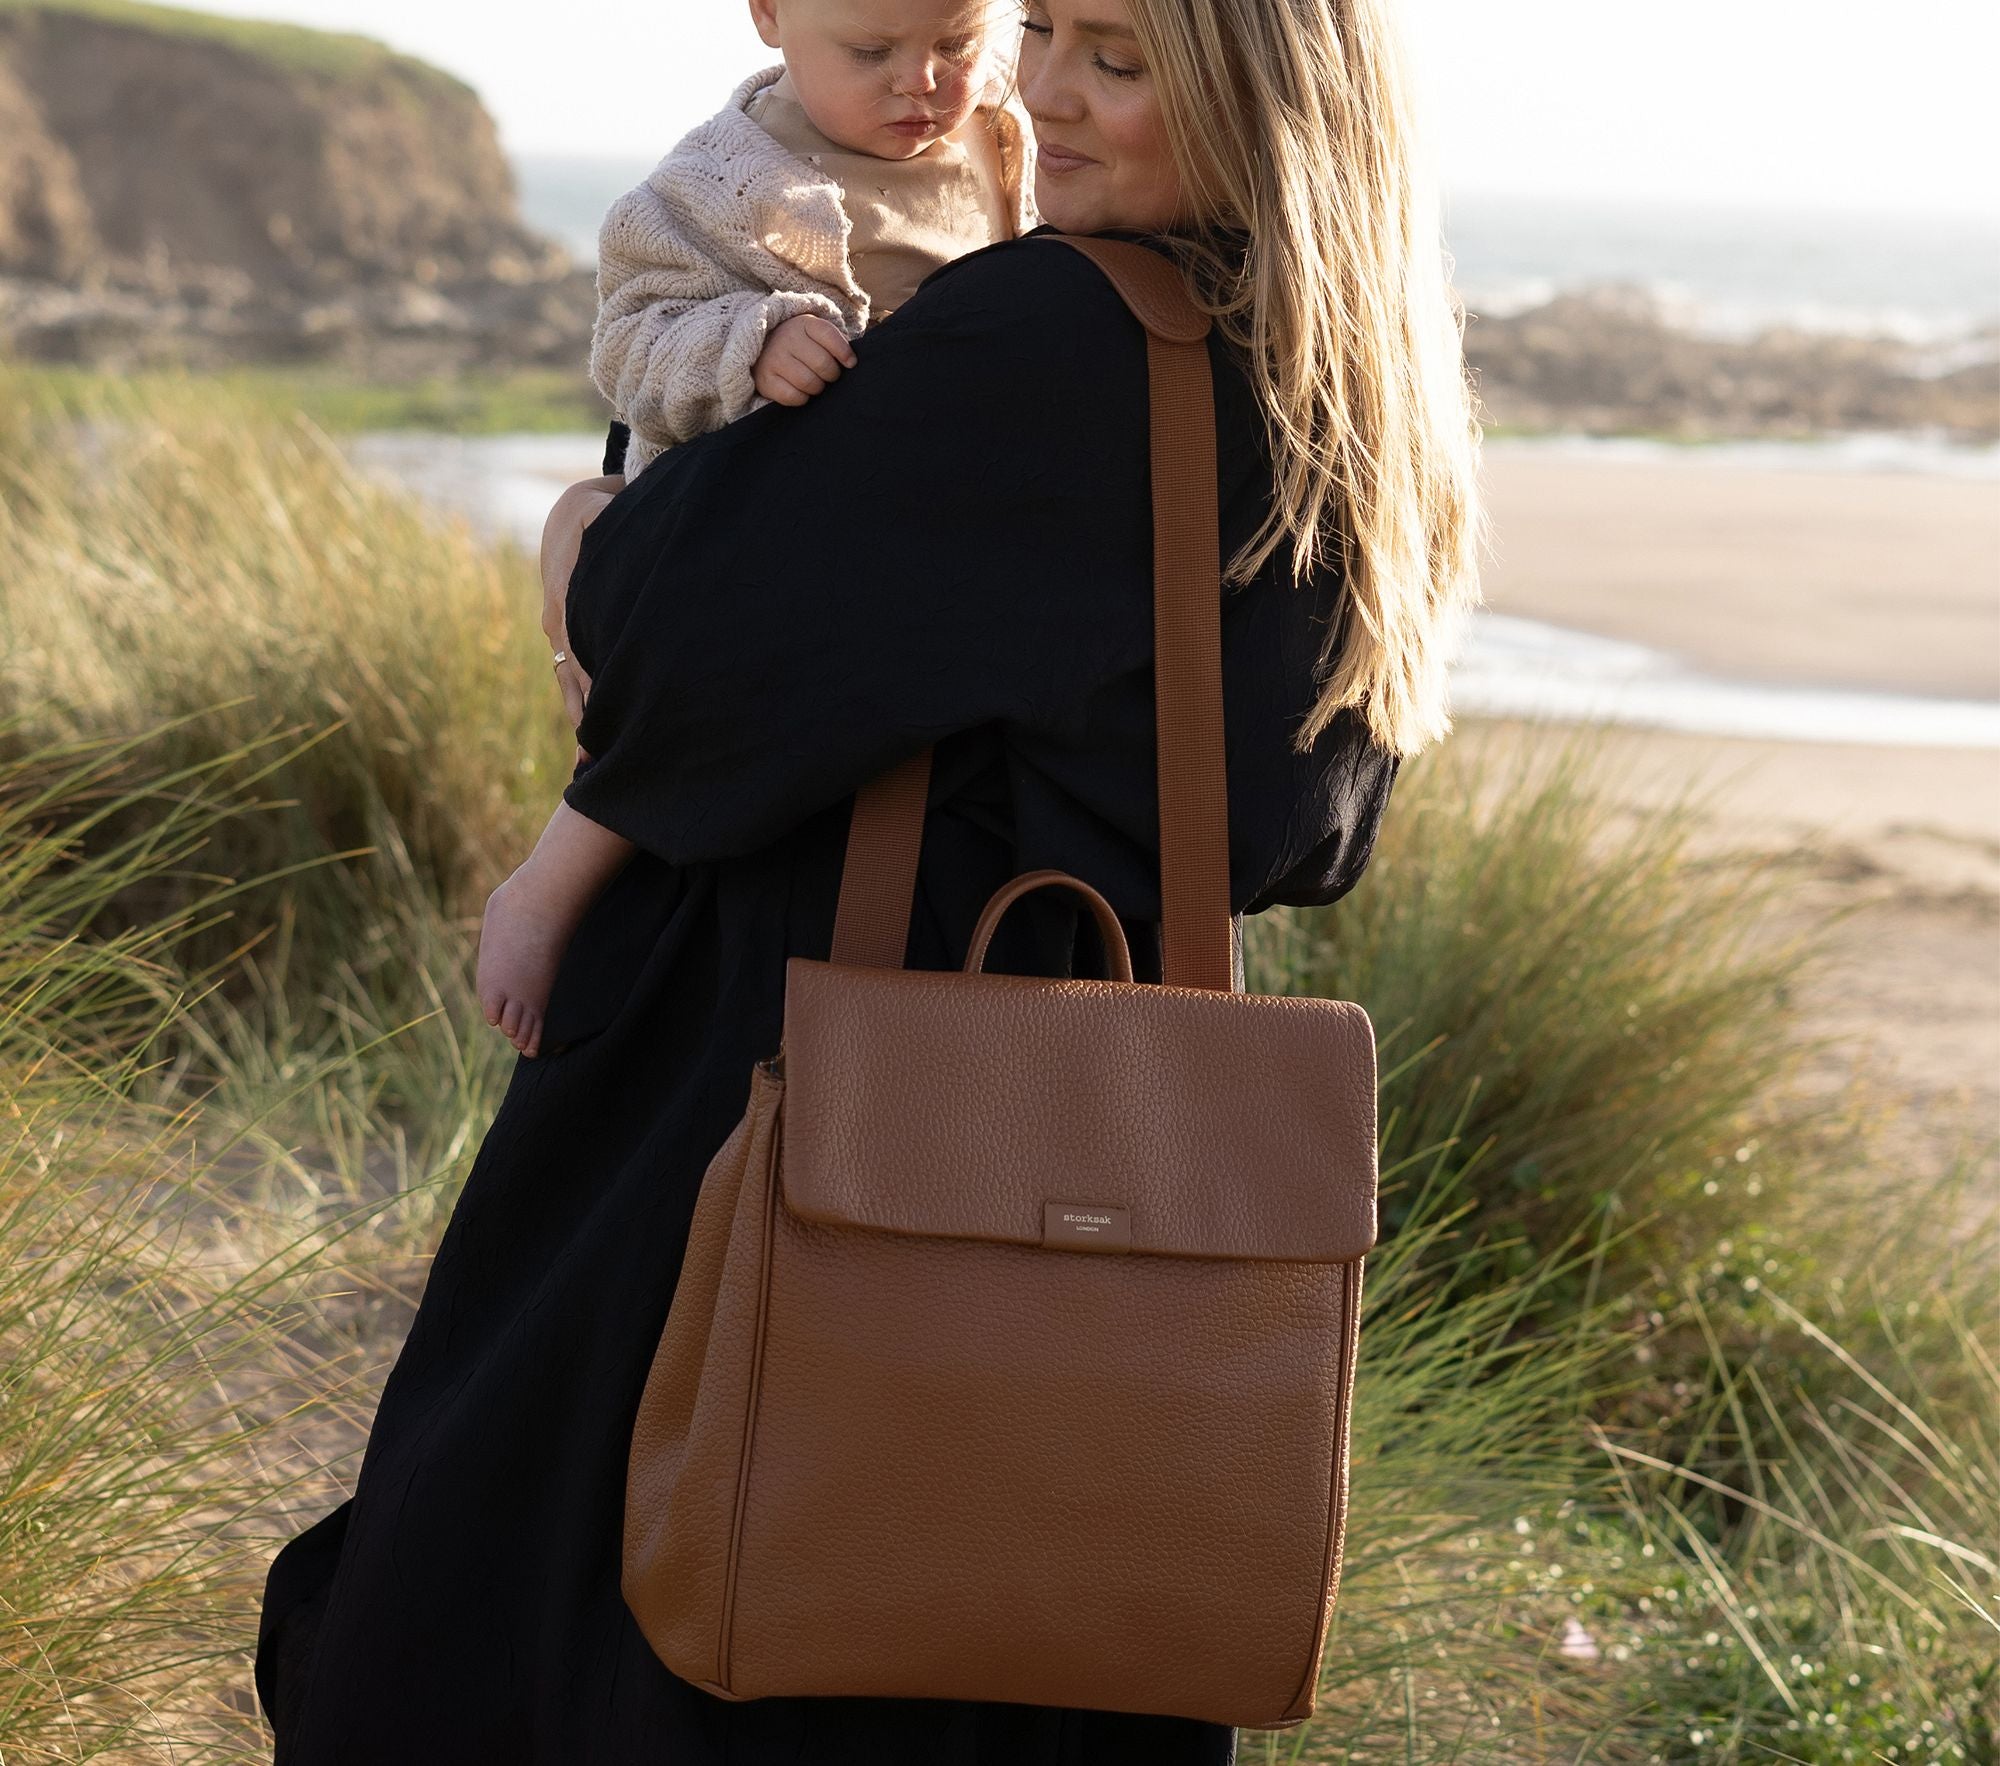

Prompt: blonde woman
[{"left": 254, "top": 0, "right": 1484, "bottom": 1759}]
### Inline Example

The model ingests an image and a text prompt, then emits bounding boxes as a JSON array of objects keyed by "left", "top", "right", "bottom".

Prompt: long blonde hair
[{"left": 1132, "top": 0, "right": 1488, "bottom": 757}]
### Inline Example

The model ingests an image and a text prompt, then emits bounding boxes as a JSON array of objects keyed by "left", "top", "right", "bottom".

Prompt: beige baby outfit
[{"left": 593, "top": 65, "right": 1038, "bottom": 478}]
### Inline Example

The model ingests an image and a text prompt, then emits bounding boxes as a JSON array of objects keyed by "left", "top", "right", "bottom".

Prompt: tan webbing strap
[
  {"left": 828, "top": 236, "right": 1234, "bottom": 991},
  {"left": 1081, "top": 239, "right": 1234, "bottom": 994},
  {"left": 828, "top": 744, "right": 932, "bottom": 969}
]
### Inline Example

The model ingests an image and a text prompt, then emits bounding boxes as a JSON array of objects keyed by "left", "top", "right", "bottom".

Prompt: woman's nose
[{"left": 1019, "top": 54, "right": 1078, "bottom": 124}]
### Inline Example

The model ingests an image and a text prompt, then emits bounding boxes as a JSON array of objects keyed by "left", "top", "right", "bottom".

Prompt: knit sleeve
[{"left": 591, "top": 174, "right": 849, "bottom": 458}]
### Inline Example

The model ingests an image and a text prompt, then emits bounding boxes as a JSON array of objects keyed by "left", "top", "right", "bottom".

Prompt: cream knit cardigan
[{"left": 592, "top": 65, "right": 1039, "bottom": 478}]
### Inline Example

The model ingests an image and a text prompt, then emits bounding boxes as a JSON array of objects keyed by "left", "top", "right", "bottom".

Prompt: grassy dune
[
  {"left": 0, "top": 732, "right": 432, "bottom": 1762},
  {"left": 1, "top": 369, "right": 1993, "bottom": 1761},
  {"left": 11, "top": 363, "right": 606, "bottom": 437}
]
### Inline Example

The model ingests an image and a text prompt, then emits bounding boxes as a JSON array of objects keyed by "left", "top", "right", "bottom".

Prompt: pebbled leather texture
[
  {"left": 780, "top": 955, "right": 1378, "bottom": 1264},
  {"left": 620, "top": 238, "right": 1379, "bottom": 1731},
  {"left": 621, "top": 1060, "right": 1371, "bottom": 1728}
]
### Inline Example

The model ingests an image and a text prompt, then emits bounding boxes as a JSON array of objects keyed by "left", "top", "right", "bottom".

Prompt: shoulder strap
[{"left": 828, "top": 235, "right": 1234, "bottom": 992}]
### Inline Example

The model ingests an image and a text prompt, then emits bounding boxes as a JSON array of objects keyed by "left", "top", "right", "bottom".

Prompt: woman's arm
[
  {"left": 539, "top": 476, "right": 625, "bottom": 736},
  {"left": 562, "top": 239, "right": 1157, "bottom": 869}
]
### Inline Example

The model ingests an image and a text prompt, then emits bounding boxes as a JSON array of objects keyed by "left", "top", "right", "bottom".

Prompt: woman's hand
[{"left": 540, "top": 475, "right": 623, "bottom": 757}]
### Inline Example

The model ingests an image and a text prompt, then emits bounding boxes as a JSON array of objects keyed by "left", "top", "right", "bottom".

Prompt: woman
[{"left": 253, "top": 0, "right": 1484, "bottom": 1759}]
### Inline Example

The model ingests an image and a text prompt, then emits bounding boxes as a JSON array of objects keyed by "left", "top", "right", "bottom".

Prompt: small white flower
[{"left": 1558, "top": 1618, "right": 1601, "bottom": 1665}]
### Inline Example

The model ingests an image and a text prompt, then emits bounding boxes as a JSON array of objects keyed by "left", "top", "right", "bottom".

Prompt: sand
[
  {"left": 1475, "top": 448, "right": 2000, "bottom": 701},
  {"left": 1454, "top": 445, "right": 2000, "bottom": 1196}
]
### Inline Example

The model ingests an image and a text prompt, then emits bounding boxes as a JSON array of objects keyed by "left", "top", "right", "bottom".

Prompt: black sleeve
[
  {"left": 601, "top": 419, "right": 630, "bottom": 477},
  {"left": 562, "top": 239, "right": 1156, "bottom": 869}
]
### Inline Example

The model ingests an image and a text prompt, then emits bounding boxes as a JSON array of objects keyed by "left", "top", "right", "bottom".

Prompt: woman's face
[{"left": 1018, "top": 0, "right": 1188, "bottom": 234}]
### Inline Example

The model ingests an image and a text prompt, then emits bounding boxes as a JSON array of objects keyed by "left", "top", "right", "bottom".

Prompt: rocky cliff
[{"left": 0, "top": 0, "right": 593, "bottom": 372}]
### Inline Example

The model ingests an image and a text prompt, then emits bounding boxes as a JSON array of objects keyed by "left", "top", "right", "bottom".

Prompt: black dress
[{"left": 254, "top": 229, "right": 1401, "bottom": 1765}]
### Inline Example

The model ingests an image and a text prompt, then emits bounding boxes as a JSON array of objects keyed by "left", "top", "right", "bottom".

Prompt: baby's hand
[{"left": 753, "top": 315, "right": 858, "bottom": 407}]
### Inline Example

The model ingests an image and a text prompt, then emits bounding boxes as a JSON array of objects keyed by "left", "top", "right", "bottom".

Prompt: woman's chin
[
  {"left": 1032, "top": 186, "right": 1096, "bottom": 235},
  {"left": 1033, "top": 176, "right": 1175, "bottom": 237}
]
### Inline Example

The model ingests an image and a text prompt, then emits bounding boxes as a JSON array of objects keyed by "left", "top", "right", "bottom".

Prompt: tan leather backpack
[{"left": 620, "top": 236, "right": 1379, "bottom": 1731}]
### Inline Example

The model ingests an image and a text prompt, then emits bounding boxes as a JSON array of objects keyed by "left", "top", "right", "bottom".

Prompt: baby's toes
[
  {"left": 500, "top": 997, "right": 527, "bottom": 1047},
  {"left": 521, "top": 1010, "right": 543, "bottom": 1060}
]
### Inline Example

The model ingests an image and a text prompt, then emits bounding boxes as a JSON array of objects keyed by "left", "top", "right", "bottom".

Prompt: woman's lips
[{"left": 1037, "top": 138, "right": 1097, "bottom": 174}]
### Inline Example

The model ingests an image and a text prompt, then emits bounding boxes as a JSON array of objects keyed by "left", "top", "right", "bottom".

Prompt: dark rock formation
[
  {"left": 0, "top": 55, "right": 95, "bottom": 282},
  {"left": 1464, "top": 283, "right": 1998, "bottom": 445},
  {"left": 0, "top": 0, "right": 594, "bottom": 373}
]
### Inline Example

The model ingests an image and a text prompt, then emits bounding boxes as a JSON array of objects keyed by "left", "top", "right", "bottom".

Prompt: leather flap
[{"left": 779, "top": 958, "right": 1378, "bottom": 1263}]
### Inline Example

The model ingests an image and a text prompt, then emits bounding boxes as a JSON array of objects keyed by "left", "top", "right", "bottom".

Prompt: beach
[
  {"left": 1455, "top": 445, "right": 2000, "bottom": 1189},
  {"left": 1471, "top": 445, "right": 2000, "bottom": 700}
]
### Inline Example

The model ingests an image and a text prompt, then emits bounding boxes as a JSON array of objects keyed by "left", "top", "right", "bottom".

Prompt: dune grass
[
  {"left": 1, "top": 367, "right": 1993, "bottom": 1759},
  {"left": 1, "top": 359, "right": 560, "bottom": 1176},
  {"left": 0, "top": 361, "right": 567, "bottom": 906},
  {"left": 1252, "top": 821, "right": 1998, "bottom": 1757},
  {"left": 8, "top": 362, "right": 606, "bottom": 437},
  {"left": 1249, "top": 728, "right": 1830, "bottom": 1301},
  {"left": 0, "top": 730, "right": 434, "bottom": 1764}
]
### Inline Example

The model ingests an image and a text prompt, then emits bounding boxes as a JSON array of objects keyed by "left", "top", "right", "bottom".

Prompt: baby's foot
[{"left": 476, "top": 863, "right": 588, "bottom": 1059}]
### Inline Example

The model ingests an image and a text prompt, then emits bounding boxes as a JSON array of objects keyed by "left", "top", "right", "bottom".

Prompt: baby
[{"left": 478, "top": 0, "right": 1036, "bottom": 1058}]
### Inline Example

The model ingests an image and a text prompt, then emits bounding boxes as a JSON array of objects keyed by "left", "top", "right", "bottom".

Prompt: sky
[{"left": 196, "top": 0, "right": 1999, "bottom": 218}]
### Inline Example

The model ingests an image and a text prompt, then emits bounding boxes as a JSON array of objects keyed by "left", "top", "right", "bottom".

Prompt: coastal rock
[
  {"left": 1466, "top": 283, "right": 1998, "bottom": 444},
  {"left": 0, "top": 0, "right": 593, "bottom": 374},
  {"left": 0, "top": 56, "right": 94, "bottom": 283},
  {"left": 0, "top": 0, "right": 564, "bottom": 291}
]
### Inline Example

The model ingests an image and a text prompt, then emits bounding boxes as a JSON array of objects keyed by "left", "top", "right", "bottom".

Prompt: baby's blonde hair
[{"left": 1129, "top": 0, "right": 1488, "bottom": 758}]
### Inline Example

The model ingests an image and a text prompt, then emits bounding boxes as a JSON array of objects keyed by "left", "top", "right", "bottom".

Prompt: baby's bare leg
[{"left": 477, "top": 804, "right": 634, "bottom": 1058}]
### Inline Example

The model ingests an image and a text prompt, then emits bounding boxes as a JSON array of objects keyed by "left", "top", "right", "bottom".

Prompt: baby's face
[{"left": 749, "top": 0, "right": 1003, "bottom": 160}]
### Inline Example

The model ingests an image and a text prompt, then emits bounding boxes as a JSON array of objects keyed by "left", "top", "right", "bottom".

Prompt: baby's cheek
[{"left": 939, "top": 61, "right": 982, "bottom": 115}]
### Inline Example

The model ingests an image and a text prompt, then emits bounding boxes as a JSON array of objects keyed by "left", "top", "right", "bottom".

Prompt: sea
[
  {"left": 442, "top": 169, "right": 2000, "bottom": 747},
  {"left": 516, "top": 157, "right": 2000, "bottom": 352}
]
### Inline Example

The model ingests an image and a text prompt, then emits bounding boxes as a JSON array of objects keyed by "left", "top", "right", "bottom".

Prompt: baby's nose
[{"left": 894, "top": 55, "right": 941, "bottom": 96}]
